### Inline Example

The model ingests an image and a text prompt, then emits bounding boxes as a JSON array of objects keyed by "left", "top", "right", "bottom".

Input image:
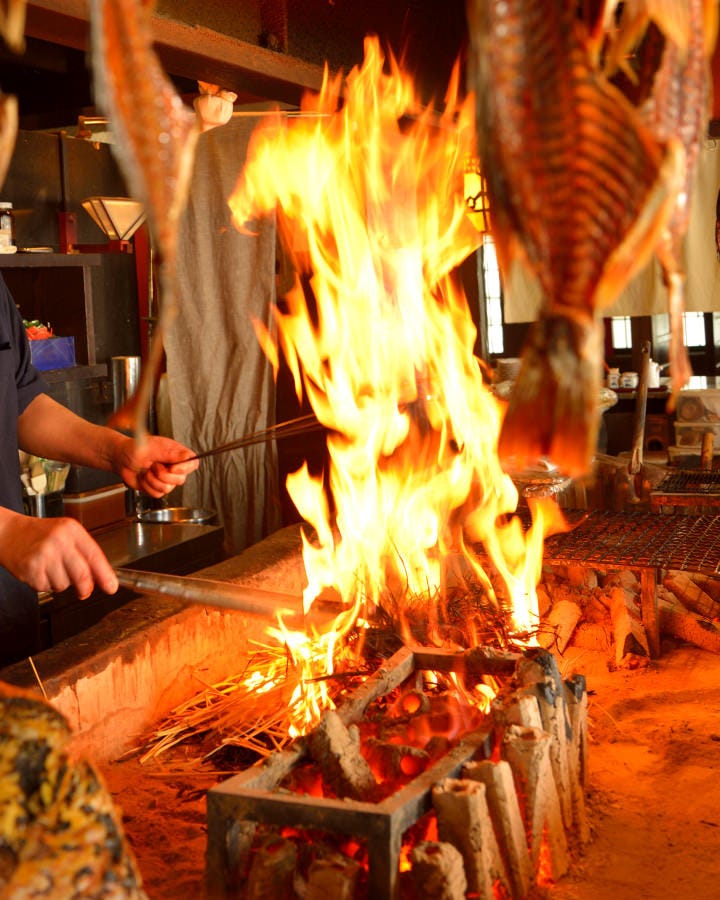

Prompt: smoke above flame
[{"left": 229, "top": 37, "right": 566, "bottom": 732}]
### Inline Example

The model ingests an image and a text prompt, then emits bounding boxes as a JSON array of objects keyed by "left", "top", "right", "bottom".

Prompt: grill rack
[
  {"left": 542, "top": 509, "right": 720, "bottom": 576},
  {"left": 649, "top": 470, "right": 720, "bottom": 514}
]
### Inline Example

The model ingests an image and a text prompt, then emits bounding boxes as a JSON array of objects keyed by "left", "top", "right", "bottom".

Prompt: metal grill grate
[
  {"left": 541, "top": 509, "right": 720, "bottom": 575},
  {"left": 651, "top": 471, "right": 720, "bottom": 496}
]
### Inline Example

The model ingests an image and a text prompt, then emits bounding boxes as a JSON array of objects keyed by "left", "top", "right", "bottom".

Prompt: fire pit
[{"left": 205, "top": 642, "right": 589, "bottom": 898}]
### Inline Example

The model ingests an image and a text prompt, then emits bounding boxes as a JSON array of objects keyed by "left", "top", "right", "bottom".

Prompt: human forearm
[
  {"left": 17, "top": 394, "right": 125, "bottom": 472},
  {"left": 17, "top": 393, "right": 199, "bottom": 497}
]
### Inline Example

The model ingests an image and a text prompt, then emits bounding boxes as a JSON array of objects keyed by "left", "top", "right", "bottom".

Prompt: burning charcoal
[
  {"left": 246, "top": 834, "right": 297, "bottom": 900},
  {"left": 502, "top": 725, "right": 569, "bottom": 881},
  {"left": 432, "top": 778, "right": 508, "bottom": 899},
  {"left": 409, "top": 841, "right": 467, "bottom": 900},
  {"left": 305, "top": 852, "right": 361, "bottom": 900},
  {"left": 364, "top": 738, "right": 429, "bottom": 781},
  {"left": 537, "top": 598, "right": 582, "bottom": 654},
  {"left": 308, "top": 710, "right": 376, "bottom": 799},
  {"left": 463, "top": 759, "right": 532, "bottom": 899}
]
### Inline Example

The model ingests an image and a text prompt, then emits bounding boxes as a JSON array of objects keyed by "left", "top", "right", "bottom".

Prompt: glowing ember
[{"left": 229, "top": 37, "right": 567, "bottom": 734}]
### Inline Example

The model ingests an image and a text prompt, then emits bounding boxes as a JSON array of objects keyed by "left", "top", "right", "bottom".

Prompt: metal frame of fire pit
[{"left": 206, "top": 646, "right": 512, "bottom": 898}]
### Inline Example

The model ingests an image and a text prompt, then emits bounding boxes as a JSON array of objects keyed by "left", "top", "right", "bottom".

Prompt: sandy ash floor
[{"left": 101, "top": 641, "right": 720, "bottom": 899}]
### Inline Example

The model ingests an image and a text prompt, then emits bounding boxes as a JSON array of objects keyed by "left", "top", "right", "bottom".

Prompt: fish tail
[{"left": 497, "top": 312, "right": 602, "bottom": 478}]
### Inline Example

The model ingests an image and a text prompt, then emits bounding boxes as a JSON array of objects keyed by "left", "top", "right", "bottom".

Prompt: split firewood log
[
  {"left": 657, "top": 586, "right": 720, "bottom": 654},
  {"left": 571, "top": 621, "right": 613, "bottom": 653},
  {"left": 687, "top": 573, "right": 720, "bottom": 604},
  {"left": 538, "top": 598, "right": 582, "bottom": 653},
  {"left": 608, "top": 586, "right": 650, "bottom": 666},
  {"left": 663, "top": 571, "right": 720, "bottom": 620}
]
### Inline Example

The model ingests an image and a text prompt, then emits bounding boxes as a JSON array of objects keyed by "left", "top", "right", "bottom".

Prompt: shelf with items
[{"left": 0, "top": 253, "right": 102, "bottom": 366}]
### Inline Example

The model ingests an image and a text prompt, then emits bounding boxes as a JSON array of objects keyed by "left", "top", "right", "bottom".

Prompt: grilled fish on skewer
[
  {"left": 468, "top": 0, "right": 685, "bottom": 477},
  {"left": 89, "top": 0, "right": 200, "bottom": 439}
]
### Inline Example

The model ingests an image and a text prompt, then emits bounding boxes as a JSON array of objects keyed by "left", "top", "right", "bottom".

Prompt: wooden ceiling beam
[{"left": 24, "top": 0, "right": 325, "bottom": 106}]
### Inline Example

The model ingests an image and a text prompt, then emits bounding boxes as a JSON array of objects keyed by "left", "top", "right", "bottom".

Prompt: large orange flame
[{"left": 229, "top": 37, "right": 566, "bottom": 733}]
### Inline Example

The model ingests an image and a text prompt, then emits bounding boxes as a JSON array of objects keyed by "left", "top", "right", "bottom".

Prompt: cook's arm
[{"left": 17, "top": 393, "right": 198, "bottom": 497}]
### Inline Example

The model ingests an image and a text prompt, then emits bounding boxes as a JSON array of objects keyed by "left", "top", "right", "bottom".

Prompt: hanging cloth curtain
[{"left": 164, "top": 117, "right": 282, "bottom": 553}]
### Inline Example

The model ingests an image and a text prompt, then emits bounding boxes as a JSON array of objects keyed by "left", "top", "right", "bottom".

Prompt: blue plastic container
[{"left": 29, "top": 336, "right": 76, "bottom": 371}]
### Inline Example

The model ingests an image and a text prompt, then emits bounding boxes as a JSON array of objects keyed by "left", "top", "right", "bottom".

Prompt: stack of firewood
[{"left": 537, "top": 564, "right": 720, "bottom": 667}]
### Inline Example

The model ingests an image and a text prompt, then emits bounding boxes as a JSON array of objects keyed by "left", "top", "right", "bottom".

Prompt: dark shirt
[{"left": 0, "top": 274, "right": 47, "bottom": 664}]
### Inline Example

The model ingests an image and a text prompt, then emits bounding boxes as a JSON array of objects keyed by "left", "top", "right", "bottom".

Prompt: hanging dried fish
[
  {"left": 89, "top": 0, "right": 200, "bottom": 438},
  {"left": 0, "top": 0, "right": 26, "bottom": 54},
  {"left": 609, "top": 0, "right": 718, "bottom": 401},
  {"left": 468, "top": 0, "right": 686, "bottom": 476},
  {"left": 0, "top": 0, "right": 25, "bottom": 192}
]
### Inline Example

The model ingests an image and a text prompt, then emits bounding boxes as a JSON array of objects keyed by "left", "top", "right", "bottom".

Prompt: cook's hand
[
  {"left": 114, "top": 435, "right": 199, "bottom": 498},
  {"left": 0, "top": 512, "right": 118, "bottom": 599}
]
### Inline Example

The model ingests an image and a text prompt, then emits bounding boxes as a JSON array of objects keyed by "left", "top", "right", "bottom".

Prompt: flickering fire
[{"left": 228, "top": 38, "right": 566, "bottom": 735}]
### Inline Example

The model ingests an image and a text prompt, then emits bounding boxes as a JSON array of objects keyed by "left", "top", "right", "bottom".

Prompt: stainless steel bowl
[{"left": 138, "top": 506, "right": 217, "bottom": 525}]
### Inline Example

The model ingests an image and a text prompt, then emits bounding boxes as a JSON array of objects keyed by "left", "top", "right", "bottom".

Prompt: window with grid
[{"left": 481, "top": 236, "right": 504, "bottom": 355}]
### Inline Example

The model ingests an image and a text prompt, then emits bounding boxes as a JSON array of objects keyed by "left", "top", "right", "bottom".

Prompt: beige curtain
[
  {"left": 164, "top": 118, "right": 282, "bottom": 553},
  {"left": 503, "top": 142, "right": 720, "bottom": 323}
]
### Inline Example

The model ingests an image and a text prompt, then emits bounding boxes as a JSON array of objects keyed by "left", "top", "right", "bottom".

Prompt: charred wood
[
  {"left": 246, "top": 834, "right": 297, "bottom": 900},
  {"left": 516, "top": 649, "right": 573, "bottom": 829},
  {"left": 432, "top": 778, "right": 508, "bottom": 900},
  {"left": 305, "top": 853, "right": 362, "bottom": 900},
  {"left": 409, "top": 841, "right": 467, "bottom": 900},
  {"left": 463, "top": 759, "right": 533, "bottom": 899},
  {"left": 502, "top": 725, "right": 570, "bottom": 881},
  {"left": 308, "top": 710, "right": 376, "bottom": 799}
]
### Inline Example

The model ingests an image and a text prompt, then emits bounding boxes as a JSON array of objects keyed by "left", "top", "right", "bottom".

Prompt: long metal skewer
[{"left": 165, "top": 413, "right": 323, "bottom": 467}]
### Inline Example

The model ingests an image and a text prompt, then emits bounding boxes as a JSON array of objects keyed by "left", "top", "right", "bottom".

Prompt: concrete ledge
[{"left": 0, "top": 525, "right": 306, "bottom": 761}]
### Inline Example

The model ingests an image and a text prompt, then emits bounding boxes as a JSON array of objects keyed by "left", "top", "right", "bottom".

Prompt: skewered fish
[
  {"left": 89, "top": 0, "right": 200, "bottom": 438},
  {"left": 468, "top": 0, "right": 687, "bottom": 476}
]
